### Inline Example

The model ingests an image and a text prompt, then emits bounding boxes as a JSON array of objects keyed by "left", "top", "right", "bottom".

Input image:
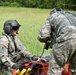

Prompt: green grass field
[{"left": 0, "top": 7, "right": 51, "bottom": 55}]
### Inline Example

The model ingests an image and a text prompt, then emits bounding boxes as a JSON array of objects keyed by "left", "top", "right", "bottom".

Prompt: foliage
[
  {"left": 0, "top": 7, "right": 51, "bottom": 55},
  {"left": 0, "top": 1, "right": 19, "bottom": 7},
  {"left": 0, "top": 0, "right": 76, "bottom": 10}
]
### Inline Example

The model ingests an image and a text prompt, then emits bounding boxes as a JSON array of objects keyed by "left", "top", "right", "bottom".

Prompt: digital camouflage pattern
[
  {"left": 0, "top": 32, "right": 33, "bottom": 75},
  {"left": 38, "top": 8, "right": 76, "bottom": 75}
]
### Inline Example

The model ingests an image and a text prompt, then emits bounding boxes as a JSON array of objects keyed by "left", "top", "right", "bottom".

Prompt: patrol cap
[{"left": 3, "top": 20, "right": 21, "bottom": 35}]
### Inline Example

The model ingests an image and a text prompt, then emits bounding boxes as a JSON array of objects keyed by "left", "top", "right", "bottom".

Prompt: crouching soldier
[{"left": 38, "top": 8, "right": 76, "bottom": 75}]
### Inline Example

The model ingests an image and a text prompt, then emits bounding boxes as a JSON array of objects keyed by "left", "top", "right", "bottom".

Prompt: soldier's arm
[
  {"left": 20, "top": 45, "right": 33, "bottom": 58},
  {"left": 0, "top": 36, "right": 15, "bottom": 68},
  {"left": 15, "top": 37, "right": 33, "bottom": 58},
  {"left": 38, "top": 15, "right": 51, "bottom": 43}
]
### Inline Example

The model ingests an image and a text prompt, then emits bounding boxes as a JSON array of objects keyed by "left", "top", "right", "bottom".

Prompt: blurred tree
[{"left": 0, "top": 0, "right": 76, "bottom": 10}]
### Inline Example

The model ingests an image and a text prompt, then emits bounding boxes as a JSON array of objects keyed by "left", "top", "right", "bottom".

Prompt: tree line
[{"left": 0, "top": 0, "right": 76, "bottom": 10}]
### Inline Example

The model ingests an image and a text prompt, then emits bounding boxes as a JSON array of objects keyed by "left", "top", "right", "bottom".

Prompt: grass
[{"left": 0, "top": 7, "right": 51, "bottom": 55}]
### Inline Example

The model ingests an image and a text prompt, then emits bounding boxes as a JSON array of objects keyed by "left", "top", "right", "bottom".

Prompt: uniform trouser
[
  {"left": 0, "top": 70, "right": 12, "bottom": 75},
  {"left": 72, "top": 73, "right": 76, "bottom": 75},
  {"left": 0, "top": 66, "right": 12, "bottom": 75},
  {"left": 47, "top": 38, "right": 76, "bottom": 75}
]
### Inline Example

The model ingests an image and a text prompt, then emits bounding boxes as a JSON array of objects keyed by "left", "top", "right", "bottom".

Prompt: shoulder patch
[{"left": 1, "top": 42, "right": 7, "bottom": 48}]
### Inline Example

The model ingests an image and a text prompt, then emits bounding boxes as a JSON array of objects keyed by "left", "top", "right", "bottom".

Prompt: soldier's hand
[
  {"left": 44, "top": 41, "right": 51, "bottom": 50},
  {"left": 12, "top": 63, "right": 23, "bottom": 70},
  {"left": 31, "top": 55, "right": 38, "bottom": 61}
]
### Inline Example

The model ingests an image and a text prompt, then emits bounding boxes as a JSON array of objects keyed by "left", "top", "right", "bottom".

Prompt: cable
[{"left": 40, "top": 45, "right": 45, "bottom": 58}]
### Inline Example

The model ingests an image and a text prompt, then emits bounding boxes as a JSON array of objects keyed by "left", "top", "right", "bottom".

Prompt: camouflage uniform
[
  {"left": 0, "top": 32, "right": 33, "bottom": 75},
  {"left": 38, "top": 8, "right": 76, "bottom": 75}
]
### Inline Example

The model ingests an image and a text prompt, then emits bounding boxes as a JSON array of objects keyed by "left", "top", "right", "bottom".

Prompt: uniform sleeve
[
  {"left": 38, "top": 15, "right": 51, "bottom": 42},
  {"left": 20, "top": 45, "right": 33, "bottom": 58},
  {"left": 0, "top": 36, "right": 15, "bottom": 68},
  {"left": 15, "top": 37, "right": 33, "bottom": 58}
]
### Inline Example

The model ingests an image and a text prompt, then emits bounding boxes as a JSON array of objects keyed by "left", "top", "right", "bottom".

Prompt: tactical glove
[
  {"left": 31, "top": 55, "right": 38, "bottom": 61},
  {"left": 44, "top": 41, "right": 51, "bottom": 50},
  {"left": 12, "top": 63, "right": 23, "bottom": 69}
]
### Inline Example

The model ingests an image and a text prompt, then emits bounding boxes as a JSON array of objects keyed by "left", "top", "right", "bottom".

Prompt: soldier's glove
[
  {"left": 12, "top": 63, "right": 23, "bottom": 70},
  {"left": 31, "top": 55, "right": 38, "bottom": 61},
  {"left": 44, "top": 41, "right": 51, "bottom": 50}
]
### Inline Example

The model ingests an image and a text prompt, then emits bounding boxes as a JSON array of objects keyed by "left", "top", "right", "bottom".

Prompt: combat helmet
[
  {"left": 3, "top": 20, "right": 21, "bottom": 35},
  {"left": 50, "top": 8, "right": 64, "bottom": 14}
]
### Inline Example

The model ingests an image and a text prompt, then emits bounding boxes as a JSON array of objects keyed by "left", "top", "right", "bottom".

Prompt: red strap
[
  {"left": 12, "top": 69, "right": 16, "bottom": 75},
  {"left": 62, "top": 62, "right": 72, "bottom": 75}
]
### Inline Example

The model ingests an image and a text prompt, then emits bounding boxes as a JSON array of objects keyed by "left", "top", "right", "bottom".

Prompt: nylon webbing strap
[{"left": 64, "top": 13, "right": 76, "bottom": 26}]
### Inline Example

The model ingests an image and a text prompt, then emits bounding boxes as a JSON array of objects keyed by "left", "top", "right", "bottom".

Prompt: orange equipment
[
  {"left": 12, "top": 59, "right": 49, "bottom": 75},
  {"left": 62, "top": 62, "right": 72, "bottom": 75}
]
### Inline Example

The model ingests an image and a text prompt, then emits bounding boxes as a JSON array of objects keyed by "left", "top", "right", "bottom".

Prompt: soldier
[
  {"left": 38, "top": 8, "right": 76, "bottom": 75},
  {"left": 0, "top": 20, "right": 33, "bottom": 75}
]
